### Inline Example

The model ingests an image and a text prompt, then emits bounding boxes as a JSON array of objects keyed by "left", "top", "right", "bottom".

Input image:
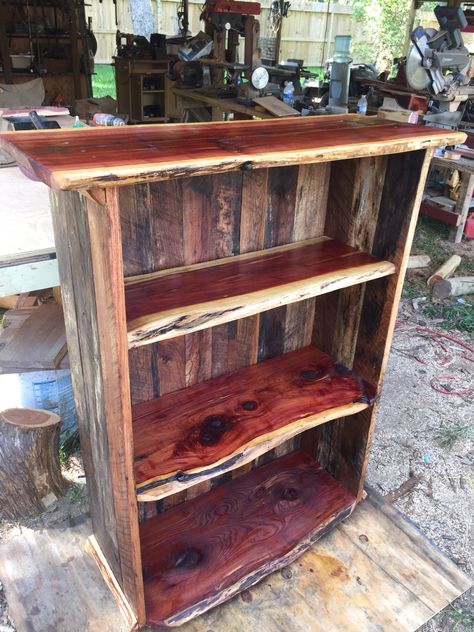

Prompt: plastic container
[
  {"left": 333, "top": 35, "right": 352, "bottom": 63},
  {"left": 92, "top": 113, "right": 126, "bottom": 126},
  {"left": 283, "top": 81, "right": 295, "bottom": 106},
  {"left": 356, "top": 94, "right": 368, "bottom": 115},
  {"left": 465, "top": 211, "right": 474, "bottom": 238}
]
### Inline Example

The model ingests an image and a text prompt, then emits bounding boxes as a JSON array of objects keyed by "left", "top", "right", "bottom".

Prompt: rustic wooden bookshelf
[{"left": 0, "top": 116, "right": 464, "bottom": 629}]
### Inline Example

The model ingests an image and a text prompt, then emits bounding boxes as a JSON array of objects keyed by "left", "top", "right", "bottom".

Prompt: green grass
[
  {"left": 421, "top": 301, "right": 474, "bottom": 337},
  {"left": 413, "top": 215, "right": 450, "bottom": 265},
  {"left": 403, "top": 216, "right": 474, "bottom": 335},
  {"left": 448, "top": 604, "right": 474, "bottom": 631},
  {"left": 59, "top": 429, "right": 81, "bottom": 469},
  {"left": 67, "top": 483, "right": 86, "bottom": 504},
  {"left": 92, "top": 64, "right": 116, "bottom": 99},
  {"left": 436, "top": 421, "right": 474, "bottom": 449}
]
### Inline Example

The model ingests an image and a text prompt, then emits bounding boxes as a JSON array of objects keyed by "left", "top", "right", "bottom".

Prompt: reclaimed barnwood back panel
[{"left": 120, "top": 164, "right": 330, "bottom": 517}]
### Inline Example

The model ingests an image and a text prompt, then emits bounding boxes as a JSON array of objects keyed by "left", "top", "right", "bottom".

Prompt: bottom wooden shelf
[{"left": 140, "top": 450, "right": 357, "bottom": 627}]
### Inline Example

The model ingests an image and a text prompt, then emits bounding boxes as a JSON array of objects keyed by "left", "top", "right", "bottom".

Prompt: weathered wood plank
[
  {"left": 49, "top": 188, "right": 145, "bottom": 623},
  {"left": 140, "top": 450, "right": 356, "bottom": 628},
  {"left": 84, "top": 188, "right": 146, "bottom": 621},
  {"left": 0, "top": 117, "right": 463, "bottom": 190},
  {"left": 176, "top": 489, "right": 472, "bottom": 632},
  {"left": 307, "top": 155, "right": 388, "bottom": 467},
  {"left": 312, "top": 150, "right": 434, "bottom": 499}
]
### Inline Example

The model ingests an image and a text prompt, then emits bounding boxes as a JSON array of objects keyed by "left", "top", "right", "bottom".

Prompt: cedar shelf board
[
  {"left": 125, "top": 236, "right": 396, "bottom": 348},
  {"left": 134, "top": 344, "right": 375, "bottom": 501},
  {"left": 0, "top": 115, "right": 464, "bottom": 190},
  {"left": 140, "top": 450, "right": 356, "bottom": 628}
]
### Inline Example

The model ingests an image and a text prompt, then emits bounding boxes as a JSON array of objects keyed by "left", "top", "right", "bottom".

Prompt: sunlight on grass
[{"left": 92, "top": 64, "right": 116, "bottom": 99}]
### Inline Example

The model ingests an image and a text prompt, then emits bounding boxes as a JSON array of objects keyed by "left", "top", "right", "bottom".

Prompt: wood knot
[
  {"left": 199, "top": 414, "right": 233, "bottom": 446},
  {"left": 241, "top": 161, "right": 253, "bottom": 171},
  {"left": 281, "top": 487, "right": 298, "bottom": 501},
  {"left": 299, "top": 368, "right": 322, "bottom": 381},
  {"left": 241, "top": 400, "right": 258, "bottom": 411},
  {"left": 176, "top": 470, "right": 186, "bottom": 482},
  {"left": 174, "top": 547, "right": 203, "bottom": 569}
]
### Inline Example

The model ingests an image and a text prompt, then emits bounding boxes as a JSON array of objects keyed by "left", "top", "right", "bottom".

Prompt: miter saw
[{"left": 407, "top": 6, "right": 473, "bottom": 111}]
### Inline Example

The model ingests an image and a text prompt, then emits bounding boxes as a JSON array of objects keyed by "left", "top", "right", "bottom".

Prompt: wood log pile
[{"left": 408, "top": 254, "right": 473, "bottom": 299}]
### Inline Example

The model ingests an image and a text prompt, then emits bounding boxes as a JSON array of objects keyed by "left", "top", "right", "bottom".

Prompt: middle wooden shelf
[
  {"left": 125, "top": 236, "right": 395, "bottom": 348},
  {"left": 133, "top": 344, "right": 376, "bottom": 501}
]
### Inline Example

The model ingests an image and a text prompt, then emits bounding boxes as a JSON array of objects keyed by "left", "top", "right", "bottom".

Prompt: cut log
[
  {"left": 0, "top": 408, "right": 68, "bottom": 519},
  {"left": 427, "top": 255, "right": 461, "bottom": 287},
  {"left": 407, "top": 254, "right": 431, "bottom": 269},
  {"left": 432, "top": 276, "right": 474, "bottom": 299}
]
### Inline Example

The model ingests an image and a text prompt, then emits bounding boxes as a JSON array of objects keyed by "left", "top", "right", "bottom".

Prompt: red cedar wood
[
  {"left": 0, "top": 117, "right": 464, "bottom": 190},
  {"left": 132, "top": 345, "right": 375, "bottom": 500},
  {"left": 33, "top": 118, "right": 457, "bottom": 624},
  {"left": 124, "top": 239, "right": 395, "bottom": 347},
  {"left": 140, "top": 450, "right": 356, "bottom": 628}
]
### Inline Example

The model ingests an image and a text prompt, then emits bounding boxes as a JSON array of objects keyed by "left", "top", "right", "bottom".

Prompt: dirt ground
[
  {"left": 0, "top": 219, "right": 473, "bottom": 631},
  {"left": 367, "top": 302, "right": 474, "bottom": 631}
]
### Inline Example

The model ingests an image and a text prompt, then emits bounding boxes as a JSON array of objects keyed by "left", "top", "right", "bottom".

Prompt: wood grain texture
[
  {"left": 85, "top": 535, "right": 138, "bottom": 631},
  {"left": 133, "top": 345, "right": 375, "bottom": 501},
  {"left": 0, "top": 116, "right": 464, "bottom": 190},
  {"left": 49, "top": 189, "right": 145, "bottom": 623},
  {"left": 0, "top": 408, "right": 67, "bottom": 520},
  {"left": 174, "top": 489, "right": 471, "bottom": 632},
  {"left": 140, "top": 450, "right": 356, "bottom": 627},
  {"left": 306, "top": 155, "right": 388, "bottom": 470},
  {"left": 125, "top": 238, "right": 395, "bottom": 347},
  {"left": 312, "top": 149, "right": 434, "bottom": 499},
  {"left": 0, "top": 303, "right": 66, "bottom": 369},
  {"left": 0, "top": 491, "right": 469, "bottom": 632}
]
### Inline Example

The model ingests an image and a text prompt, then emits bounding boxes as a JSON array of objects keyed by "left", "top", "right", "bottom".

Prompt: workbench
[
  {"left": 421, "top": 154, "right": 474, "bottom": 242},
  {"left": 172, "top": 87, "right": 275, "bottom": 120}
]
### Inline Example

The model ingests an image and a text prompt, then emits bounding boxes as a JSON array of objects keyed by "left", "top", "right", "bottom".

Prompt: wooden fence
[{"left": 86, "top": 0, "right": 353, "bottom": 67}]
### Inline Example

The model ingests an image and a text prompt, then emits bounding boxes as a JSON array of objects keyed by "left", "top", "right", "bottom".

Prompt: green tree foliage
[{"left": 349, "top": 0, "right": 413, "bottom": 69}]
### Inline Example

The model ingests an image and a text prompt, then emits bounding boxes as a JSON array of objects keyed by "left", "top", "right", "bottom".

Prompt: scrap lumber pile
[{"left": 0, "top": 290, "right": 68, "bottom": 372}]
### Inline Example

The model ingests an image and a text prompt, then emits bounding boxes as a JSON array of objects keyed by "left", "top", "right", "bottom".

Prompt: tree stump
[{"left": 0, "top": 408, "right": 68, "bottom": 519}]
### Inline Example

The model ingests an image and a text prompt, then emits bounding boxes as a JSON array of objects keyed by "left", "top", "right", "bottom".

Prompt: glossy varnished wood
[
  {"left": 140, "top": 450, "right": 356, "bottom": 627},
  {"left": 125, "top": 237, "right": 395, "bottom": 347},
  {"left": 133, "top": 345, "right": 375, "bottom": 500},
  {"left": 0, "top": 116, "right": 464, "bottom": 190}
]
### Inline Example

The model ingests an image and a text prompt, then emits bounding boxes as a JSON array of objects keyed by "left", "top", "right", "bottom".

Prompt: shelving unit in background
[
  {"left": 114, "top": 58, "right": 172, "bottom": 123},
  {"left": 0, "top": 116, "right": 464, "bottom": 629},
  {"left": 0, "top": 0, "right": 92, "bottom": 106}
]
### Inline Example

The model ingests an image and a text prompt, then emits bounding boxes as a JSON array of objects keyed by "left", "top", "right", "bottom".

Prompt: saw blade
[{"left": 406, "top": 40, "right": 432, "bottom": 91}]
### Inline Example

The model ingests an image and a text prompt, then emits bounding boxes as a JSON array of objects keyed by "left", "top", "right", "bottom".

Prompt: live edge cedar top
[{"left": 0, "top": 115, "right": 465, "bottom": 190}]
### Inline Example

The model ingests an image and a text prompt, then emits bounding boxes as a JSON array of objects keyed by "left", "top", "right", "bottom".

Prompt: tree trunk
[{"left": 0, "top": 408, "right": 68, "bottom": 519}]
